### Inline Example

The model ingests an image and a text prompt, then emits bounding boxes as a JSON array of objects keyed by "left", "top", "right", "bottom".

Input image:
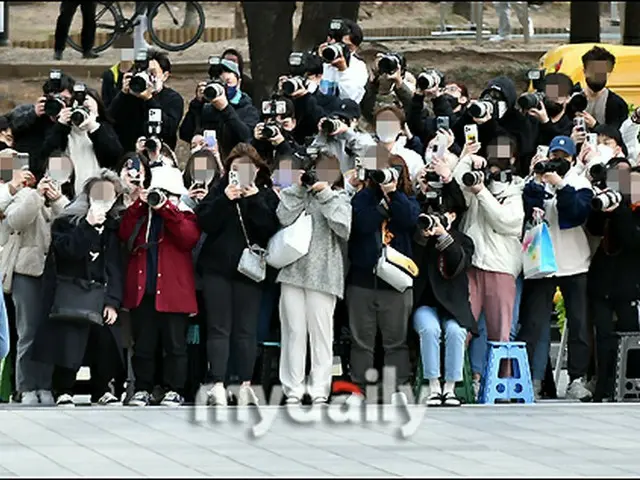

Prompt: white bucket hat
[{"left": 149, "top": 165, "right": 188, "bottom": 197}]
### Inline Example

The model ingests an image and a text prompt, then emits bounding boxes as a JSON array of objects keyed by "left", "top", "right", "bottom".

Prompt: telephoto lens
[
  {"left": 44, "top": 95, "right": 65, "bottom": 118},
  {"left": 300, "top": 169, "right": 318, "bottom": 187},
  {"left": 592, "top": 190, "right": 622, "bottom": 211},
  {"left": 203, "top": 82, "right": 226, "bottom": 102},
  {"left": 145, "top": 137, "right": 158, "bottom": 153},
  {"left": 589, "top": 163, "right": 607, "bottom": 185},
  {"left": 567, "top": 92, "right": 588, "bottom": 113},
  {"left": 468, "top": 100, "right": 493, "bottom": 119},
  {"left": 147, "top": 189, "right": 166, "bottom": 208},
  {"left": 369, "top": 168, "right": 399, "bottom": 185},
  {"left": 322, "top": 44, "right": 343, "bottom": 62},
  {"left": 517, "top": 92, "right": 542, "bottom": 111},
  {"left": 462, "top": 170, "right": 484, "bottom": 187},
  {"left": 378, "top": 55, "right": 399, "bottom": 75},
  {"left": 417, "top": 214, "right": 436, "bottom": 231},
  {"left": 70, "top": 108, "right": 88, "bottom": 127},
  {"left": 261, "top": 124, "right": 279, "bottom": 139},
  {"left": 282, "top": 77, "right": 305, "bottom": 96},
  {"left": 321, "top": 118, "right": 340, "bottom": 135},
  {"left": 130, "top": 72, "right": 151, "bottom": 95},
  {"left": 416, "top": 70, "right": 442, "bottom": 91}
]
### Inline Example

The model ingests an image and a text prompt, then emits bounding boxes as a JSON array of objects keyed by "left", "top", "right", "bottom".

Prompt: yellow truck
[{"left": 530, "top": 43, "right": 640, "bottom": 107}]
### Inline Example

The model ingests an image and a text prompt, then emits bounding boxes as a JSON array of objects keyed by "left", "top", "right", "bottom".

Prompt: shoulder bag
[
  {"left": 266, "top": 211, "right": 313, "bottom": 269},
  {"left": 236, "top": 203, "right": 268, "bottom": 283},
  {"left": 375, "top": 220, "right": 419, "bottom": 292}
]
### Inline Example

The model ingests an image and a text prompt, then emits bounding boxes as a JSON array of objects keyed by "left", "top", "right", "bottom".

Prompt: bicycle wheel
[
  {"left": 66, "top": 1, "right": 120, "bottom": 54},
  {"left": 147, "top": 1, "right": 205, "bottom": 52}
]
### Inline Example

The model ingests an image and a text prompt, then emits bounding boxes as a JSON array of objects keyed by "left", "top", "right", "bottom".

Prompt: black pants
[
  {"left": 203, "top": 274, "right": 263, "bottom": 384},
  {"left": 130, "top": 295, "right": 188, "bottom": 394},
  {"left": 517, "top": 274, "right": 590, "bottom": 382},
  {"left": 54, "top": 1, "right": 96, "bottom": 53},
  {"left": 52, "top": 323, "right": 121, "bottom": 402},
  {"left": 590, "top": 296, "right": 640, "bottom": 401}
]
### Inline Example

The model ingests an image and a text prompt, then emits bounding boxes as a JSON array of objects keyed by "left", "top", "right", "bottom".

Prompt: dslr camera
[
  {"left": 588, "top": 163, "right": 607, "bottom": 189},
  {"left": 282, "top": 52, "right": 309, "bottom": 96},
  {"left": 129, "top": 49, "right": 153, "bottom": 95},
  {"left": 44, "top": 69, "right": 68, "bottom": 118},
  {"left": 369, "top": 166, "right": 401, "bottom": 185},
  {"left": 322, "top": 42, "right": 350, "bottom": 63},
  {"left": 260, "top": 99, "right": 287, "bottom": 140},
  {"left": 468, "top": 98, "right": 497, "bottom": 119},
  {"left": 416, "top": 69, "right": 444, "bottom": 91},
  {"left": 145, "top": 108, "right": 162, "bottom": 154},
  {"left": 203, "top": 56, "right": 226, "bottom": 101},
  {"left": 533, "top": 158, "right": 567, "bottom": 175},
  {"left": 417, "top": 212, "right": 449, "bottom": 231},
  {"left": 377, "top": 52, "right": 404, "bottom": 75},
  {"left": 70, "top": 83, "right": 90, "bottom": 127},
  {"left": 296, "top": 146, "right": 321, "bottom": 187},
  {"left": 320, "top": 117, "right": 342, "bottom": 135}
]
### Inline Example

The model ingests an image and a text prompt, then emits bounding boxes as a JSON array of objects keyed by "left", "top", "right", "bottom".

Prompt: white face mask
[
  {"left": 488, "top": 180, "right": 508, "bottom": 196},
  {"left": 343, "top": 174, "right": 357, "bottom": 195},
  {"left": 191, "top": 145, "right": 203, "bottom": 155},
  {"left": 497, "top": 101, "right": 508, "bottom": 119},
  {"left": 90, "top": 198, "right": 116, "bottom": 214},
  {"left": 596, "top": 144, "right": 615, "bottom": 163},
  {"left": 376, "top": 122, "right": 401, "bottom": 143}
]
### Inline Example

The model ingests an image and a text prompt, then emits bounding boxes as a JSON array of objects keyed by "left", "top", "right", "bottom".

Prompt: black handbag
[{"left": 49, "top": 239, "right": 107, "bottom": 326}]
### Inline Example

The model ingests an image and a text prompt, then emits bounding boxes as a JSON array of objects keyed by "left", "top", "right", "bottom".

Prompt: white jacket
[
  {"left": 620, "top": 117, "right": 640, "bottom": 165},
  {"left": 454, "top": 157, "right": 525, "bottom": 278},
  {"left": 320, "top": 55, "right": 368, "bottom": 104}
]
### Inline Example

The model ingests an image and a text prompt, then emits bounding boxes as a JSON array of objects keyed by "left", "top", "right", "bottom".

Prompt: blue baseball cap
[{"left": 549, "top": 136, "right": 575, "bottom": 157}]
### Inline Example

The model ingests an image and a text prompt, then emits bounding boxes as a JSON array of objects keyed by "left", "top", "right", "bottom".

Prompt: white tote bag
[{"left": 266, "top": 212, "right": 313, "bottom": 269}]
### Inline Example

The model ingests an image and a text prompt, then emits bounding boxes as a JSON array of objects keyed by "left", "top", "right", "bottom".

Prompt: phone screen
[
  {"left": 203, "top": 130, "right": 217, "bottom": 148},
  {"left": 464, "top": 125, "right": 478, "bottom": 144},
  {"left": 436, "top": 116, "right": 450, "bottom": 130}
]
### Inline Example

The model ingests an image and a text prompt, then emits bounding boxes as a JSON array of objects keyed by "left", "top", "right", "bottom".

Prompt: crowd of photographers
[{"left": 0, "top": 17, "right": 638, "bottom": 408}]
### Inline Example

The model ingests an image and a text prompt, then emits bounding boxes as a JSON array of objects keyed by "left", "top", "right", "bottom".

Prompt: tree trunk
[
  {"left": 243, "top": 1, "right": 296, "bottom": 106},
  {"left": 623, "top": 1, "right": 640, "bottom": 45},
  {"left": 569, "top": 1, "right": 600, "bottom": 44},
  {"left": 293, "top": 2, "right": 360, "bottom": 52},
  {"left": 181, "top": 2, "right": 200, "bottom": 29}
]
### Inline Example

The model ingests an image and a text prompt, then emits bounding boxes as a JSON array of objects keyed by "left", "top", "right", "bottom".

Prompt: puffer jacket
[
  {"left": 0, "top": 185, "right": 69, "bottom": 293},
  {"left": 454, "top": 155, "right": 525, "bottom": 278}
]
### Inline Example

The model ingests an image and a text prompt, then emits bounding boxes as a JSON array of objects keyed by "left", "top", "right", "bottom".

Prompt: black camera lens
[
  {"left": 322, "top": 44, "right": 341, "bottom": 62},
  {"left": 462, "top": 171, "right": 484, "bottom": 187},
  {"left": 203, "top": 82, "right": 225, "bottom": 102},
  {"left": 147, "top": 190, "right": 163, "bottom": 208},
  {"left": 589, "top": 163, "right": 607, "bottom": 184},
  {"left": 468, "top": 101, "right": 492, "bottom": 119},
  {"left": 321, "top": 118, "right": 338, "bottom": 135},
  {"left": 378, "top": 56, "right": 398, "bottom": 75},
  {"left": 145, "top": 138, "right": 158, "bottom": 152},
  {"left": 44, "top": 97, "right": 63, "bottom": 117},
  {"left": 300, "top": 170, "right": 318, "bottom": 187},
  {"left": 262, "top": 125, "right": 278, "bottom": 139},
  {"left": 417, "top": 214, "right": 435, "bottom": 231},
  {"left": 533, "top": 161, "right": 548, "bottom": 174},
  {"left": 567, "top": 93, "right": 588, "bottom": 113},
  {"left": 518, "top": 93, "right": 541, "bottom": 111},
  {"left": 129, "top": 75, "right": 148, "bottom": 95},
  {"left": 70, "top": 109, "right": 86, "bottom": 127}
]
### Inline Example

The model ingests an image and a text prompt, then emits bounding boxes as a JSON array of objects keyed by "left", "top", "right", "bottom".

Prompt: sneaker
[
  {"left": 566, "top": 377, "right": 593, "bottom": 402},
  {"left": 585, "top": 377, "right": 597, "bottom": 395},
  {"left": 312, "top": 396, "right": 328, "bottom": 405},
  {"left": 53, "top": 51, "right": 63, "bottom": 61},
  {"left": 129, "top": 390, "right": 151, "bottom": 407},
  {"left": 237, "top": 385, "right": 258, "bottom": 406},
  {"left": 207, "top": 384, "right": 227, "bottom": 406},
  {"left": 97, "top": 392, "right": 121, "bottom": 406},
  {"left": 489, "top": 34, "right": 510, "bottom": 42},
  {"left": 160, "top": 391, "right": 183, "bottom": 407},
  {"left": 21, "top": 391, "right": 39, "bottom": 406},
  {"left": 37, "top": 390, "right": 55, "bottom": 406},
  {"left": 56, "top": 393, "right": 75, "bottom": 407},
  {"left": 285, "top": 396, "right": 301, "bottom": 405}
]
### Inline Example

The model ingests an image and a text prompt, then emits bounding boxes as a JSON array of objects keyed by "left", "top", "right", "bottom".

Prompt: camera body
[
  {"left": 462, "top": 170, "right": 485, "bottom": 187},
  {"left": 566, "top": 92, "right": 588, "bottom": 116},
  {"left": 145, "top": 108, "right": 162, "bottom": 154},
  {"left": 282, "top": 76, "right": 307, "bottom": 96},
  {"left": 518, "top": 91, "right": 544, "bottom": 111},
  {"left": 44, "top": 69, "right": 67, "bottom": 117},
  {"left": 147, "top": 188, "right": 167, "bottom": 208},
  {"left": 203, "top": 80, "right": 226, "bottom": 102},
  {"left": 322, "top": 43, "right": 350, "bottom": 63},
  {"left": 260, "top": 100, "right": 287, "bottom": 140},
  {"left": 417, "top": 212, "right": 449, "bottom": 231},
  {"left": 126, "top": 156, "right": 142, "bottom": 186},
  {"left": 416, "top": 69, "right": 444, "bottom": 91},
  {"left": 369, "top": 166, "right": 400, "bottom": 185},
  {"left": 70, "top": 83, "right": 89, "bottom": 127},
  {"left": 295, "top": 146, "right": 320, "bottom": 187},
  {"left": 592, "top": 189, "right": 622, "bottom": 211},
  {"left": 377, "top": 52, "right": 404, "bottom": 75},
  {"left": 320, "top": 117, "right": 341, "bottom": 135},
  {"left": 129, "top": 49, "right": 152, "bottom": 95},
  {"left": 468, "top": 99, "right": 496, "bottom": 119},
  {"left": 533, "top": 158, "right": 567, "bottom": 175}
]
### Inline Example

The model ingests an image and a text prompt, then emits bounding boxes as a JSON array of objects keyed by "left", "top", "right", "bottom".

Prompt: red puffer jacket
[{"left": 119, "top": 198, "right": 201, "bottom": 314}]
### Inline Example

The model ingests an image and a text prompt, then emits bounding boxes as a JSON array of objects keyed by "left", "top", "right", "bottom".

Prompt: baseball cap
[
  {"left": 549, "top": 136, "right": 576, "bottom": 157},
  {"left": 331, "top": 99, "right": 361, "bottom": 122},
  {"left": 594, "top": 123, "right": 628, "bottom": 157},
  {"left": 220, "top": 59, "right": 241, "bottom": 78}
]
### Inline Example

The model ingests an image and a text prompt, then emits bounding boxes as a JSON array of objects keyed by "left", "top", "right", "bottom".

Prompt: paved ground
[{"left": 0, "top": 403, "right": 639, "bottom": 477}]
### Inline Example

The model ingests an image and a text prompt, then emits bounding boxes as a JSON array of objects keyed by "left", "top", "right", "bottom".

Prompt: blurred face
[
  {"left": 631, "top": 171, "right": 640, "bottom": 204},
  {"left": 89, "top": 180, "right": 116, "bottom": 202},
  {"left": 550, "top": 149, "right": 572, "bottom": 162},
  {"left": 341, "top": 34, "right": 357, "bottom": 52},
  {"left": 544, "top": 82, "right": 571, "bottom": 106},
  {"left": 375, "top": 110, "right": 402, "bottom": 144},
  {"left": 486, "top": 138, "right": 514, "bottom": 168},
  {"left": 0, "top": 152, "right": 30, "bottom": 184},
  {"left": 230, "top": 156, "right": 257, "bottom": 187},
  {"left": 584, "top": 60, "right": 612, "bottom": 93},
  {"left": 272, "top": 158, "right": 294, "bottom": 188},
  {"left": 47, "top": 155, "right": 73, "bottom": 183},
  {"left": 0, "top": 127, "right": 13, "bottom": 147},
  {"left": 190, "top": 134, "right": 206, "bottom": 153},
  {"left": 275, "top": 115, "right": 296, "bottom": 132},
  {"left": 315, "top": 155, "right": 342, "bottom": 183},
  {"left": 148, "top": 59, "right": 170, "bottom": 83}
]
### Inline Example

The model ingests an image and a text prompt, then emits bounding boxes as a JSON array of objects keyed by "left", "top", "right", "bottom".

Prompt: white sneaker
[
  {"left": 585, "top": 377, "right": 597, "bottom": 395},
  {"left": 21, "top": 391, "right": 39, "bottom": 405},
  {"left": 472, "top": 378, "right": 481, "bottom": 402},
  {"left": 566, "top": 377, "right": 593, "bottom": 402},
  {"left": 160, "top": 391, "right": 183, "bottom": 407},
  {"left": 489, "top": 34, "right": 510, "bottom": 42},
  {"left": 97, "top": 392, "right": 121, "bottom": 406},
  {"left": 56, "top": 393, "right": 75, "bottom": 407},
  {"left": 38, "top": 390, "right": 55, "bottom": 406},
  {"left": 237, "top": 385, "right": 258, "bottom": 406},
  {"left": 207, "top": 384, "right": 228, "bottom": 406},
  {"left": 128, "top": 390, "right": 151, "bottom": 407}
]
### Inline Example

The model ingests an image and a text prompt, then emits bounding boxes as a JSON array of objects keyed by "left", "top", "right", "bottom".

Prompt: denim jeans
[
  {"left": 413, "top": 306, "right": 467, "bottom": 382},
  {"left": 470, "top": 275, "right": 524, "bottom": 376}
]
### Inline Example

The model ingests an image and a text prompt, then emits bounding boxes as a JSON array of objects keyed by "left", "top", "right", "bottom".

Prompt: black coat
[
  {"left": 586, "top": 205, "right": 640, "bottom": 301},
  {"left": 40, "top": 122, "right": 123, "bottom": 172},
  {"left": 412, "top": 229, "right": 477, "bottom": 335},
  {"left": 195, "top": 176, "right": 280, "bottom": 283},
  {"left": 31, "top": 215, "right": 124, "bottom": 370},
  {"left": 108, "top": 87, "right": 184, "bottom": 153},
  {"left": 179, "top": 93, "right": 260, "bottom": 160},
  {"left": 7, "top": 104, "right": 57, "bottom": 179}
]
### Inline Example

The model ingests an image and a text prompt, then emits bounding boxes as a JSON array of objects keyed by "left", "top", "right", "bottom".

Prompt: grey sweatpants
[
  {"left": 346, "top": 285, "right": 413, "bottom": 389},
  {"left": 13, "top": 274, "right": 53, "bottom": 392}
]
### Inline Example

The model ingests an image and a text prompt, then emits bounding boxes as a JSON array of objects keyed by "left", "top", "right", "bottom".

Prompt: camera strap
[{"left": 236, "top": 203, "right": 252, "bottom": 248}]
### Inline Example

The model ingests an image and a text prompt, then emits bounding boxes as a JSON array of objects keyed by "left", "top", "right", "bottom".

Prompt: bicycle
[{"left": 66, "top": 1, "right": 206, "bottom": 54}]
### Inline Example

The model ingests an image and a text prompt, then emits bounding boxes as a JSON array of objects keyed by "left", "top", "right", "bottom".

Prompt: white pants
[{"left": 279, "top": 284, "right": 336, "bottom": 400}]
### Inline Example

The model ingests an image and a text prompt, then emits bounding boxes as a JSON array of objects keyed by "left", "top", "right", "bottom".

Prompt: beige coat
[{"left": 0, "top": 185, "right": 69, "bottom": 293}]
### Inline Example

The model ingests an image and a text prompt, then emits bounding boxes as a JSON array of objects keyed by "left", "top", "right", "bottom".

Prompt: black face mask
[
  {"left": 442, "top": 94, "right": 459, "bottom": 110},
  {"left": 586, "top": 77, "right": 607, "bottom": 93},
  {"left": 543, "top": 98, "right": 564, "bottom": 118}
]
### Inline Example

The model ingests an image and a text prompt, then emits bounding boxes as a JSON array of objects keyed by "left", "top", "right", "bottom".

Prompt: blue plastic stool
[{"left": 479, "top": 341, "right": 534, "bottom": 404}]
